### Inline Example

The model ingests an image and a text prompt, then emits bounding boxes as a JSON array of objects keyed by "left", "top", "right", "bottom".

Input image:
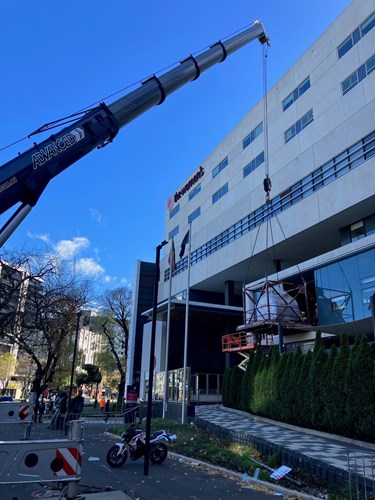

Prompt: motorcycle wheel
[
  {"left": 149, "top": 443, "right": 168, "bottom": 465},
  {"left": 106, "top": 445, "right": 128, "bottom": 468}
]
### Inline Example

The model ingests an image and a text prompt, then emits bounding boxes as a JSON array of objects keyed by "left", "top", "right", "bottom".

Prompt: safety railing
[{"left": 348, "top": 450, "right": 375, "bottom": 499}]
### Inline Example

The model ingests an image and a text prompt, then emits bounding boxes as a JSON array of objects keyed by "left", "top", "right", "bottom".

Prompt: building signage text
[{"left": 174, "top": 166, "right": 204, "bottom": 203}]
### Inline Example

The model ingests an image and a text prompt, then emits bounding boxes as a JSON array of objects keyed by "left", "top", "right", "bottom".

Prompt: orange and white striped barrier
[
  {"left": 0, "top": 402, "right": 32, "bottom": 423},
  {"left": 0, "top": 420, "right": 84, "bottom": 485}
]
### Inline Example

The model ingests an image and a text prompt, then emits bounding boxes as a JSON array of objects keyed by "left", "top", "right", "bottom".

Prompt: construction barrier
[
  {"left": 0, "top": 401, "right": 32, "bottom": 423},
  {"left": 0, "top": 420, "right": 83, "bottom": 485}
]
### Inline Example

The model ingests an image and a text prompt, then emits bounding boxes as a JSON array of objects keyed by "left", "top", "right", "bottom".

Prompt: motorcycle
[{"left": 106, "top": 423, "right": 177, "bottom": 468}]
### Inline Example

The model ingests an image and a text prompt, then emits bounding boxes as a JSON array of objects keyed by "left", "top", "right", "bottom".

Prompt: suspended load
[{"left": 244, "top": 280, "right": 301, "bottom": 325}]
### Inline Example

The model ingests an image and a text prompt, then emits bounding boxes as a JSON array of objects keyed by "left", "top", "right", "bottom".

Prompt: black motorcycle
[{"left": 106, "top": 424, "right": 177, "bottom": 468}]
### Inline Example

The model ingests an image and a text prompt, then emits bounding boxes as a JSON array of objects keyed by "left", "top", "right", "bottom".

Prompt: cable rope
[
  {"left": 244, "top": 40, "right": 270, "bottom": 286},
  {"left": 262, "top": 43, "right": 272, "bottom": 278}
]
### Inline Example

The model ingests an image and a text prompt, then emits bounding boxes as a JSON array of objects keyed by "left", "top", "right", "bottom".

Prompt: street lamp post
[
  {"left": 67, "top": 311, "right": 81, "bottom": 418},
  {"left": 144, "top": 240, "right": 167, "bottom": 476}
]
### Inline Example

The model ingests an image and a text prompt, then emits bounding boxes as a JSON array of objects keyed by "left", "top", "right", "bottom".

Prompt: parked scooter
[{"left": 106, "top": 423, "right": 177, "bottom": 468}]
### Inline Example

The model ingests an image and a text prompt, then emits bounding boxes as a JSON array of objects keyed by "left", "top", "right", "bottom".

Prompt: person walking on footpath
[
  {"left": 69, "top": 390, "right": 84, "bottom": 421},
  {"left": 100, "top": 397, "right": 105, "bottom": 412},
  {"left": 104, "top": 399, "right": 110, "bottom": 423},
  {"left": 49, "top": 391, "right": 67, "bottom": 429}
]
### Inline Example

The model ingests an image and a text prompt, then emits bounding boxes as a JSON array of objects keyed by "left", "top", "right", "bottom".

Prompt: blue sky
[{"left": 0, "top": 0, "right": 350, "bottom": 293}]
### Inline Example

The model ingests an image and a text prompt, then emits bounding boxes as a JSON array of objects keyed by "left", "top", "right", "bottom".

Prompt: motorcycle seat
[{"left": 150, "top": 430, "right": 165, "bottom": 440}]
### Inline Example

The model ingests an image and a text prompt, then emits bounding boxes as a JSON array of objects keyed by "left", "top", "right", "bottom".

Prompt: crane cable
[
  {"left": 244, "top": 43, "right": 272, "bottom": 284},
  {"left": 262, "top": 43, "right": 277, "bottom": 279}
]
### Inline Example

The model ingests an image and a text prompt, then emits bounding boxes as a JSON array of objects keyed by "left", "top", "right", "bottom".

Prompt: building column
[{"left": 224, "top": 281, "right": 235, "bottom": 368}]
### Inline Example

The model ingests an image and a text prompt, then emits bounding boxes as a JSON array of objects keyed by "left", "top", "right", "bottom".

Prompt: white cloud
[
  {"left": 27, "top": 232, "right": 51, "bottom": 244},
  {"left": 26, "top": 232, "right": 109, "bottom": 283},
  {"left": 75, "top": 257, "right": 105, "bottom": 277},
  {"left": 90, "top": 208, "right": 103, "bottom": 225},
  {"left": 54, "top": 237, "right": 90, "bottom": 259}
]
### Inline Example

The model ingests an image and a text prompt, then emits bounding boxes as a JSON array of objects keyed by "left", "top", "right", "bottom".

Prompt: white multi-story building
[
  {"left": 131, "top": 0, "right": 375, "bottom": 399},
  {"left": 78, "top": 310, "right": 104, "bottom": 366}
]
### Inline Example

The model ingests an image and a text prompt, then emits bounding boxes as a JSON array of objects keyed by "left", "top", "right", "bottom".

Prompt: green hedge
[{"left": 223, "top": 334, "right": 375, "bottom": 442}]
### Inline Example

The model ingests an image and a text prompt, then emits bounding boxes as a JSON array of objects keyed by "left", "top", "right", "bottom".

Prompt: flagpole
[
  {"left": 181, "top": 222, "right": 191, "bottom": 424},
  {"left": 162, "top": 250, "right": 173, "bottom": 419}
]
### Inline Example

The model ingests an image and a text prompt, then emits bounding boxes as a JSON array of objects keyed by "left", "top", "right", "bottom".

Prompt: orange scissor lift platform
[{"left": 222, "top": 279, "right": 314, "bottom": 356}]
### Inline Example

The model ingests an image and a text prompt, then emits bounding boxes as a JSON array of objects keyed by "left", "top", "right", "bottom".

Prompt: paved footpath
[{"left": 195, "top": 405, "right": 375, "bottom": 477}]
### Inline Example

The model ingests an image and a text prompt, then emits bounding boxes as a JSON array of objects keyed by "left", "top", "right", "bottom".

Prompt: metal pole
[
  {"left": 144, "top": 240, "right": 167, "bottom": 476},
  {"left": 182, "top": 222, "right": 192, "bottom": 424},
  {"left": 162, "top": 270, "right": 173, "bottom": 419},
  {"left": 67, "top": 312, "right": 81, "bottom": 415},
  {"left": 278, "top": 322, "right": 284, "bottom": 354}
]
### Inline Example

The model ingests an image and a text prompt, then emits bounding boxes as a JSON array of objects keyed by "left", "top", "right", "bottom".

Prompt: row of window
[
  {"left": 338, "top": 10, "right": 375, "bottom": 59},
  {"left": 340, "top": 213, "right": 375, "bottom": 245},
  {"left": 169, "top": 225, "right": 179, "bottom": 240},
  {"left": 188, "top": 183, "right": 201, "bottom": 201},
  {"left": 285, "top": 109, "right": 314, "bottom": 143},
  {"left": 212, "top": 183, "right": 228, "bottom": 204},
  {"left": 342, "top": 53, "right": 375, "bottom": 95},
  {"left": 212, "top": 157, "right": 228, "bottom": 178},
  {"left": 165, "top": 128, "right": 375, "bottom": 280},
  {"left": 283, "top": 77, "right": 311, "bottom": 111},
  {"left": 188, "top": 207, "right": 201, "bottom": 223},
  {"left": 243, "top": 151, "right": 265, "bottom": 178},
  {"left": 169, "top": 204, "right": 180, "bottom": 219},
  {"left": 243, "top": 122, "right": 263, "bottom": 150}
]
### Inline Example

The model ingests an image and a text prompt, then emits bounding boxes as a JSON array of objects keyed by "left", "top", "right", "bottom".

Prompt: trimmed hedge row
[{"left": 222, "top": 333, "right": 375, "bottom": 442}]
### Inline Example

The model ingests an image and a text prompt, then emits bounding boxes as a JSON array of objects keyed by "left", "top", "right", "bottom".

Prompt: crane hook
[{"left": 263, "top": 175, "right": 272, "bottom": 201}]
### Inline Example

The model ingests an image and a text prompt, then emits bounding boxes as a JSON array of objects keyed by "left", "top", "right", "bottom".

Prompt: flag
[
  {"left": 179, "top": 230, "right": 190, "bottom": 258},
  {"left": 168, "top": 238, "right": 176, "bottom": 271}
]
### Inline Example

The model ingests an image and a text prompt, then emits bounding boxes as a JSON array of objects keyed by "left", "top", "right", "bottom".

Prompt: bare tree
[
  {"left": 0, "top": 251, "right": 91, "bottom": 403},
  {"left": 97, "top": 286, "right": 132, "bottom": 405}
]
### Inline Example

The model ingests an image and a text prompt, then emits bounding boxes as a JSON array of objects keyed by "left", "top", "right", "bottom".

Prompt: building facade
[{"left": 131, "top": 0, "right": 375, "bottom": 399}]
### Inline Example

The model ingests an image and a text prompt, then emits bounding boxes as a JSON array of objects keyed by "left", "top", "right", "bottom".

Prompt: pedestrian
[
  {"left": 104, "top": 399, "right": 110, "bottom": 423},
  {"left": 93, "top": 398, "right": 98, "bottom": 410},
  {"left": 100, "top": 398, "right": 105, "bottom": 411},
  {"left": 69, "top": 390, "right": 84, "bottom": 420},
  {"left": 34, "top": 397, "right": 45, "bottom": 423},
  {"left": 49, "top": 391, "right": 67, "bottom": 430}
]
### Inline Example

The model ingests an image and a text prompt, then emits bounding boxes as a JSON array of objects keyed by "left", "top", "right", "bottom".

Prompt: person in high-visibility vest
[{"left": 99, "top": 398, "right": 105, "bottom": 411}]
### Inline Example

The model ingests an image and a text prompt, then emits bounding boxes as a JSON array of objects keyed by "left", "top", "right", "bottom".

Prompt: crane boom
[{"left": 0, "top": 21, "right": 268, "bottom": 243}]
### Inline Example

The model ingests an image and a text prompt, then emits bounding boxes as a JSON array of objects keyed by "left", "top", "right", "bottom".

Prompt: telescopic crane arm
[{"left": 0, "top": 21, "right": 269, "bottom": 246}]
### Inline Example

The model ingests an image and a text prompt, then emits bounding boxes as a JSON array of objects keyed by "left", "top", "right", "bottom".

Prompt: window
[
  {"left": 350, "top": 221, "right": 365, "bottom": 242},
  {"left": 361, "top": 11, "right": 375, "bottom": 36},
  {"left": 367, "top": 54, "right": 375, "bottom": 75},
  {"left": 364, "top": 131, "right": 375, "bottom": 160},
  {"left": 169, "top": 225, "right": 179, "bottom": 239},
  {"left": 282, "top": 77, "right": 311, "bottom": 111},
  {"left": 243, "top": 122, "right": 263, "bottom": 149},
  {"left": 285, "top": 110, "right": 313, "bottom": 143},
  {"left": 212, "top": 183, "right": 228, "bottom": 204},
  {"left": 361, "top": 275, "right": 375, "bottom": 306},
  {"left": 342, "top": 71, "right": 358, "bottom": 95},
  {"left": 188, "top": 183, "right": 201, "bottom": 201},
  {"left": 338, "top": 11, "right": 375, "bottom": 59},
  {"left": 188, "top": 207, "right": 201, "bottom": 223},
  {"left": 169, "top": 204, "right": 180, "bottom": 219},
  {"left": 212, "top": 157, "right": 228, "bottom": 178},
  {"left": 342, "top": 53, "right": 375, "bottom": 95},
  {"left": 243, "top": 151, "right": 264, "bottom": 178}
]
